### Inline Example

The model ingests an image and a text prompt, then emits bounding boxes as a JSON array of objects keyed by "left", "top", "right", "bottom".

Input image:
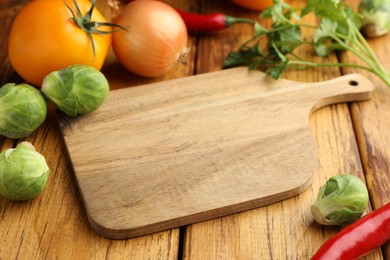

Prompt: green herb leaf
[
  {"left": 266, "top": 61, "right": 288, "bottom": 79},
  {"left": 225, "top": 0, "right": 390, "bottom": 87},
  {"left": 224, "top": 45, "right": 264, "bottom": 68},
  {"left": 266, "top": 42, "right": 289, "bottom": 79},
  {"left": 268, "top": 25, "right": 302, "bottom": 54},
  {"left": 254, "top": 22, "right": 267, "bottom": 37}
]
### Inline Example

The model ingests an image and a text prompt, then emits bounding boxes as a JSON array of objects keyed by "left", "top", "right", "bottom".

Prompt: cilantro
[{"left": 224, "top": 0, "right": 390, "bottom": 87}]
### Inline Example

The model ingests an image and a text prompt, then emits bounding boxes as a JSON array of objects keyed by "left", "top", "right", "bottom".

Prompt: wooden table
[{"left": 1, "top": 0, "right": 389, "bottom": 259}]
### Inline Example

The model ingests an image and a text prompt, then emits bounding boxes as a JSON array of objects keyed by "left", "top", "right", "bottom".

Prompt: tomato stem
[{"left": 65, "top": 0, "right": 126, "bottom": 60}]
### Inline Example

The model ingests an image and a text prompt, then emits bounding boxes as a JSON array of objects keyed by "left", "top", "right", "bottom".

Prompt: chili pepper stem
[{"left": 225, "top": 16, "right": 255, "bottom": 27}]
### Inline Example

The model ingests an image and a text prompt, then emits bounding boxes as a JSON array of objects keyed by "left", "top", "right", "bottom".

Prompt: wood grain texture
[
  {"left": 0, "top": 0, "right": 388, "bottom": 259},
  {"left": 182, "top": 0, "right": 385, "bottom": 259},
  {"left": 342, "top": 1, "right": 390, "bottom": 258},
  {"left": 0, "top": 0, "right": 183, "bottom": 259},
  {"left": 58, "top": 67, "right": 374, "bottom": 239},
  {"left": 0, "top": 0, "right": 26, "bottom": 86}
]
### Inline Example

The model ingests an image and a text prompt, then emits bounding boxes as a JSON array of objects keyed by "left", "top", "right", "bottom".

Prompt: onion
[{"left": 112, "top": 0, "right": 188, "bottom": 77}]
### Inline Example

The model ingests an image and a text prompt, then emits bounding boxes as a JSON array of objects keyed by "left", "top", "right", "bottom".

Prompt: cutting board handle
[{"left": 309, "top": 73, "right": 375, "bottom": 113}]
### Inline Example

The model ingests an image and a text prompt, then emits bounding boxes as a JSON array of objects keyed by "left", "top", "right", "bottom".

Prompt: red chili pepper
[
  {"left": 174, "top": 9, "right": 255, "bottom": 32},
  {"left": 311, "top": 202, "right": 390, "bottom": 260},
  {"left": 119, "top": 0, "right": 254, "bottom": 32}
]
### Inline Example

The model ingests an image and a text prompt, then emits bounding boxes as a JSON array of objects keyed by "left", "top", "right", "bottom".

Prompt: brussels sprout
[
  {"left": 0, "top": 83, "right": 47, "bottom": 139},
  {"left": 359, "top": 0, "right": 390, "bottom": 38},
  {"left": 311, "top": 174, "right": 369, "bottom": 226},
  {"left": 41, "top": 64, "right": 109, "bottom": 117},
  {"left": 0, "top": 142, "right": 50, "bottom": 201}
]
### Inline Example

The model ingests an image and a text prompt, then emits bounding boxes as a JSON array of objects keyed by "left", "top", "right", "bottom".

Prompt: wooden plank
[
  {"left": 182, "top": 0, "right": 384, "bottom": 259},
  {"left": 343, "top": 0, "right": 390, "bottom": 257},
  {"left": 0, "top": 0, "right": 387, "bottom": 258},
  {"left": 0, "top": 0, "right": 186, "bottom": 258},
  {"left": 0, "top": 0, "right": 27, "bottom": 86},
  {"left": 1, "top": 113, "right": 181, "bottom": 259}
]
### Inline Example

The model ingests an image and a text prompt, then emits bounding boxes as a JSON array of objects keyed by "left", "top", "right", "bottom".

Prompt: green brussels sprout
[
  {"left": 0, "top": 83, "right": 47, "bottom": 139},
  {"left": 311, "top": 174, "right": 369, "bottom": 226},
  {"left": 359, "top": 0, "right": 390, "bottom": 38},
  {"left": 0, "top": 142, "right": 50, "bottom": 201},
  {"left": 41, "top": 64, "right": 109, "bottom": 117}
]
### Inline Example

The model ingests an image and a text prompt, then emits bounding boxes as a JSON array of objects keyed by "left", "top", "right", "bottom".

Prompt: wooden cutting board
[{"left": 58, "top": 67, "right": 374, "bottom": 239}]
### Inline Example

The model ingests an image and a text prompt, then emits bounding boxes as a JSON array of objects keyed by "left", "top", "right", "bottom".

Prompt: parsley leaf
[{"left": 224, "top": 0, "right": 390, "bottom": 86}]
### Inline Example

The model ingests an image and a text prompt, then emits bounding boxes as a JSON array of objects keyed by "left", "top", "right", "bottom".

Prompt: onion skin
[{"left": 112, "top": 0, "right": 188, "bottom": 77}]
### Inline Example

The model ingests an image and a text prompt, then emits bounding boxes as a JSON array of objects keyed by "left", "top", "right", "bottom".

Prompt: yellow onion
[{"left": 112, "top": 0, "right": 188, "bottom": 77}]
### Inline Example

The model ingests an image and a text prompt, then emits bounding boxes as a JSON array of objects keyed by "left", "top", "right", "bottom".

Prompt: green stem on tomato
[{"left": 65, "top": 0, "right": 126, "bottom": 60}]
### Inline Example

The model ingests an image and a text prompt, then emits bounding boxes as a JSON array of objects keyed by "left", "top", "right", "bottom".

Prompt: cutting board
[{"left": 58, "top": 67, "right": 374, "bottom": 239}]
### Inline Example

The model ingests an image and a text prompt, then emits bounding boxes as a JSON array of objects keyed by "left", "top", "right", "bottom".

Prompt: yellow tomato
[
  {"left": 231, "top": 0, "right": 274, "bottom": 11},
  {"left": 8, "top": 0, "right": 111, "bottom": 86}
]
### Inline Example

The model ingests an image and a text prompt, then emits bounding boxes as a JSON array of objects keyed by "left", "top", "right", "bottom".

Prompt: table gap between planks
[{"left": 0, "top": 0, "right": 389, "bottom": 259}]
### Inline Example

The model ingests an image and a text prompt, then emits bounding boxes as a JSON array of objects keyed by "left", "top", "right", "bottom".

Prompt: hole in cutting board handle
[{"left": 349, "top": 80, "right": 359, "bottom": 86}]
